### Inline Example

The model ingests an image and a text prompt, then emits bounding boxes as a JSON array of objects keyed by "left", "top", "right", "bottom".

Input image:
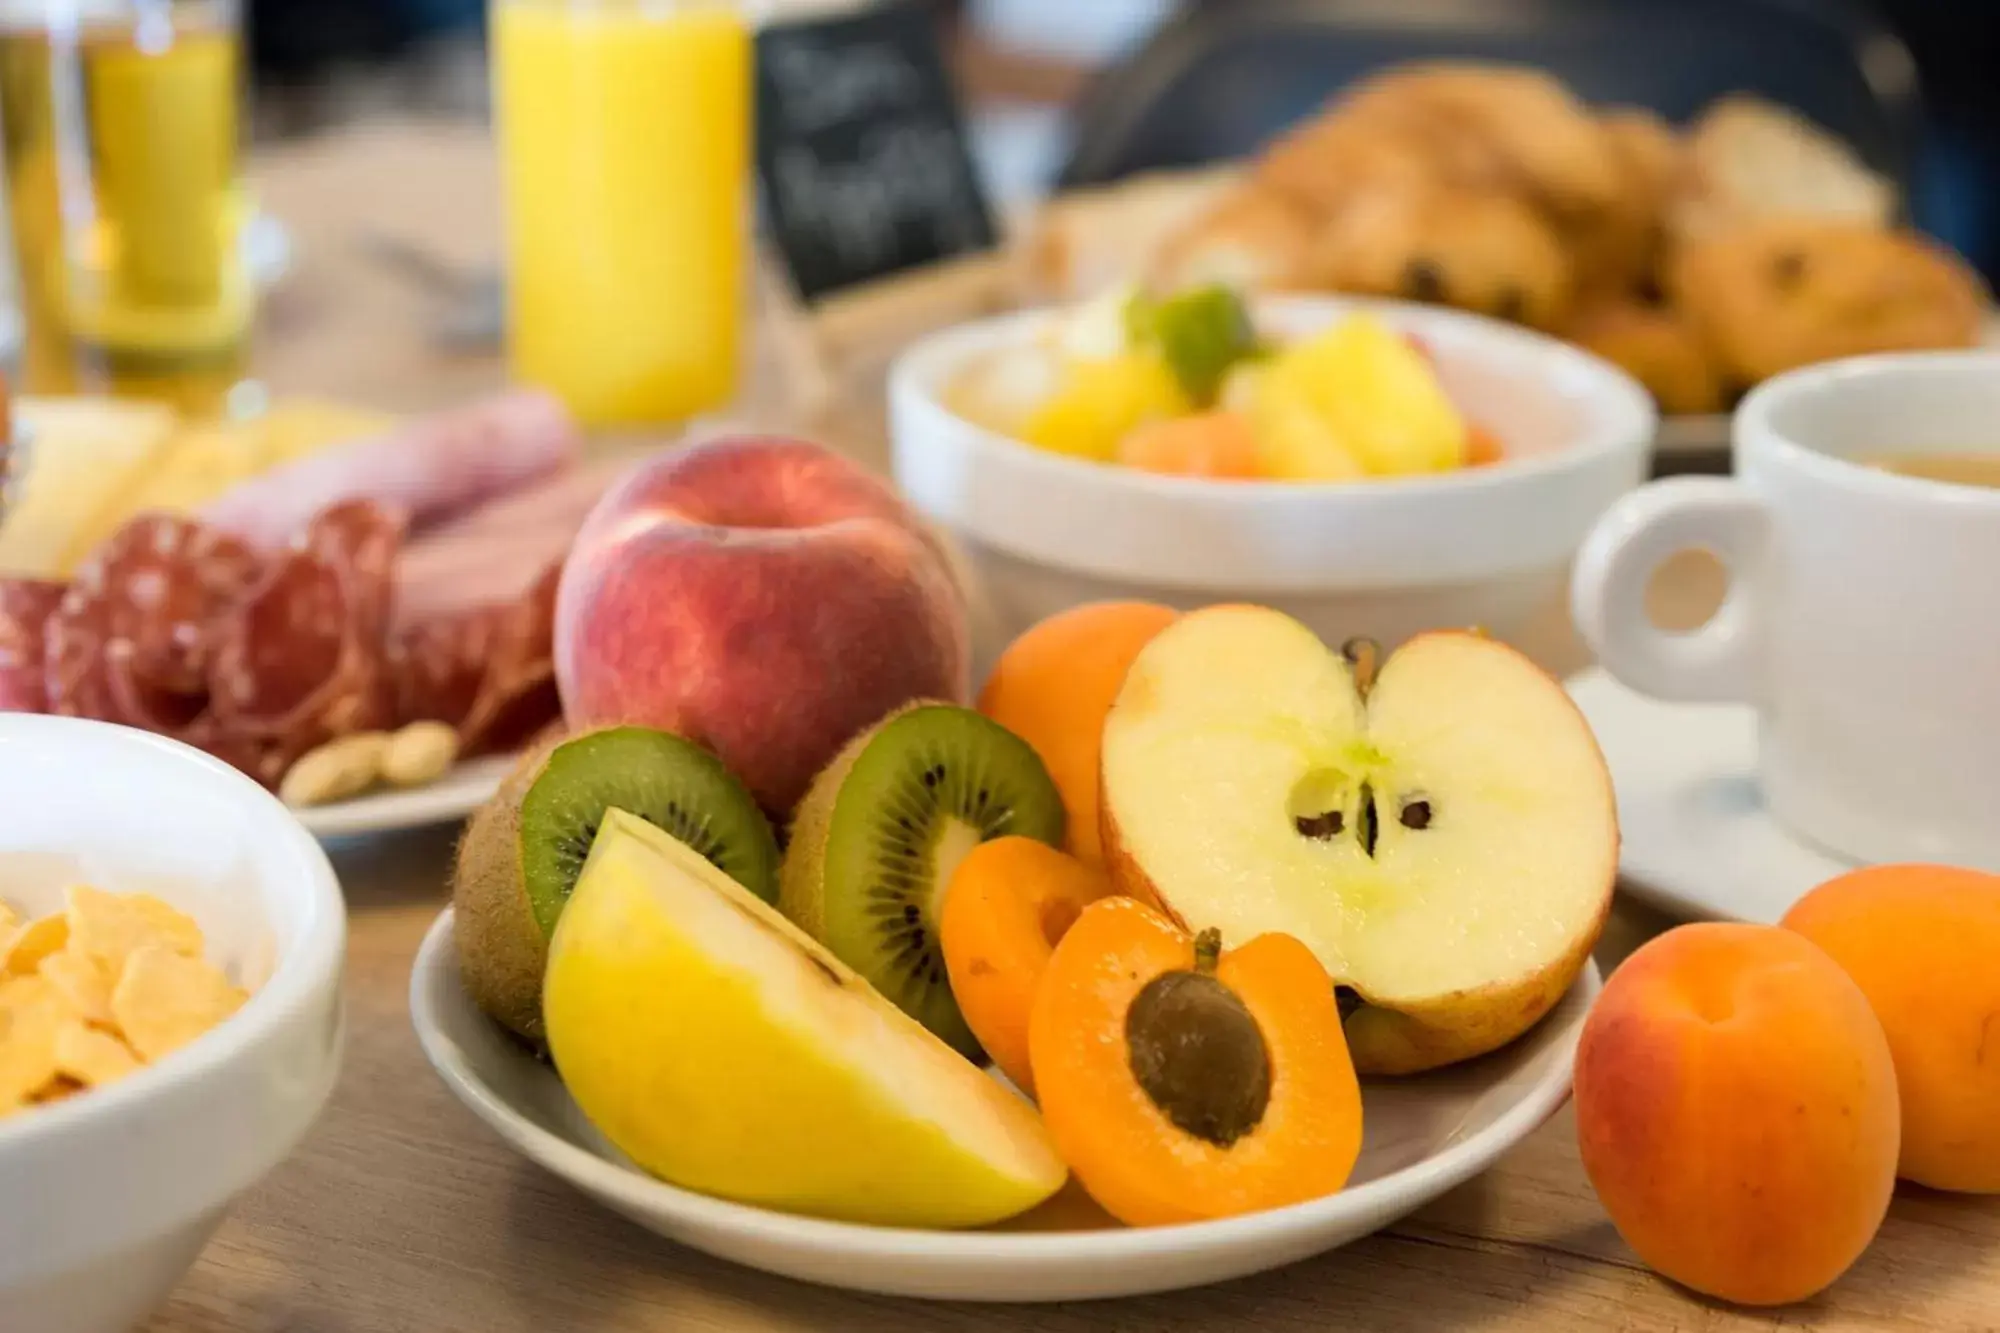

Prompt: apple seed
[
  {"left": 1295, "top": 810, "right": 1345, "bottom": 840},
  {"left": 1288, "top": 769, "right": 1351, "bottom": 841},
  {"left": 1399, "top": 798, "right": 1433, "bottom": 830},
  {"left": 1125, "top": 929, "right": 1272, "bottom": 1147}
]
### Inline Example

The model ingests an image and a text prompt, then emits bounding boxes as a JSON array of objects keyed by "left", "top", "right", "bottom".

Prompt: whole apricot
[
  {"left": 1574, "top": 922, "right": 1899, "bottom": 1306},
  {"left": 977, "top": 602, "right": 1178, "bottom": 866},
  {"left": 1784, "top": 864, "right": 2000, "bottom": 1193}
]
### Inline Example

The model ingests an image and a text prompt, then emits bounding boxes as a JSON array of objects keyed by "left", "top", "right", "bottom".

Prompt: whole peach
[
  {"left": 554, "top": 436, "right": 968, "bottom": 816},
  {"left": 1574, "top": 922, "right": 1899, "bottom": 1306},
  {"left": 1784, "top": 864, "right": 2000, "bottom": 1193}
]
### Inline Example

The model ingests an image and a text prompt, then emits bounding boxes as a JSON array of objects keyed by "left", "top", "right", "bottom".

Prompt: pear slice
[
  {"left": 1100, "top": 607, "right": 1617, "bottom": 1074},
  {"left": 543, "top": 809, "right": 1068, "bottom": 1227}
]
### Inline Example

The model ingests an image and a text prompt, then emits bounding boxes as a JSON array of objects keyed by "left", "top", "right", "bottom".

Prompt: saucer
[{"left": 1567, "top": 669, "right": 1852, "bottom": 924}]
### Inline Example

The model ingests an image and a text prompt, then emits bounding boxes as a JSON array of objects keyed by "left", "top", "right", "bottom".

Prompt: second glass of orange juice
[{"left": 492, "top": 0, "right": 750, "bottom": 428}]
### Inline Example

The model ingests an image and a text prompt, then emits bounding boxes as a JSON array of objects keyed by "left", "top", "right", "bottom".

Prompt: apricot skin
[
  {"left": 978, "top": 602, "right": 1177, "bottom": 866},
  {"left": 1784, "top": 864, "right": 2000, "bottom": 1193},
  {"left": 1574, "top": 923, "right": 1900, "bottom": 1307}
]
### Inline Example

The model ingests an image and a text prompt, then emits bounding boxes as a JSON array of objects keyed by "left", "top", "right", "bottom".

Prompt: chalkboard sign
[{"left": 755, "top": 1, "right": 998, "bottom": 303}]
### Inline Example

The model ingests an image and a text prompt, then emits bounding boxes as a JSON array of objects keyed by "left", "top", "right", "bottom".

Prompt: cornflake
[
  {"left": 0, "top": 886, "right": 250, "bottom": 1119},
  {"left": 111, "top": 945, "right": 248, "bottom": 1063}
]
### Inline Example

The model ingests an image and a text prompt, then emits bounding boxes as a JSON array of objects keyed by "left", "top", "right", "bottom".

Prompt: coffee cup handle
[{"left": 1570, "top": 477, "right": 1768, "bottom": 704}]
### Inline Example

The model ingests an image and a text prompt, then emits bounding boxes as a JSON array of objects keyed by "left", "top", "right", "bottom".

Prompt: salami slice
[
  {"left": 454, "top": 561, "right": 562, "bottom": 756},
  {"left": 387, "top": 613, "right": 493, "bottom": 732},
  {"left": 208, "top": 501, "right": 404, "bottom": 761},
  {"left": 301, "top": 498, "right": 405, "bottom": 631},
  {"left": 0, "top": 578, "right": 66, "bottom": 712},
  {"left": 44, "top": 515, "right": 262, "bottom": 732},
  {"left": 31, "top": 487, "right": 551, "bottom": 787}
]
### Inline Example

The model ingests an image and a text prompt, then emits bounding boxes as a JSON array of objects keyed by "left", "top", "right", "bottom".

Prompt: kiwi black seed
[
  {"left": 454, "top": 725, "right": 779, "bottom": 1045},
  {"left": 779, "top": 703, "right": 1064, "bottom": 1059}
]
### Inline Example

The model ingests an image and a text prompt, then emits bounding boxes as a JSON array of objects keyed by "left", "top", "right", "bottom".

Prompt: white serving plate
[
  {"left": 291, "top": 753, "right": 512, "bottom": 841},
  {"left": 411, "top": 907, "right": 1598, "bottom": 1303}
]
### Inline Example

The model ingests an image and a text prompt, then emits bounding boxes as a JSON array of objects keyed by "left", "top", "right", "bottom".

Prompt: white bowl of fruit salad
[{"left": 890, "top": 289, "right": 1655, "bottom": 658}]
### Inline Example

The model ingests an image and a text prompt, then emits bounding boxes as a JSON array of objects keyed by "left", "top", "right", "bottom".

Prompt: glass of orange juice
[
  {"left": 0, "top": 0, "right": 252, "bottom": 415},
  {"left": 491, "top": 0, "right": 751, "bottom": 429}
]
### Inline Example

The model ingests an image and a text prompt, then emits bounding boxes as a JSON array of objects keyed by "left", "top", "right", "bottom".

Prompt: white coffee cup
[{"left": 1572, "top": 350, "right": 2000, "bottom": 872}]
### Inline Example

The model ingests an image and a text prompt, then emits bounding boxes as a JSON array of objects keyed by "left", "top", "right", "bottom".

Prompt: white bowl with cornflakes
[
  {"left": 890, "top": 296, "right": 1656, "bottom": 672},
  {"left": 0, "top": 714, "right": 345, "bottom": 1333}
]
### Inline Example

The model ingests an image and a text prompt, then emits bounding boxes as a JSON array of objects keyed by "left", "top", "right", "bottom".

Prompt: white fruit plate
[
  {"left": 410, "top": 907, "right": 1598, "bottom": 1302},
  {"left": 293, "top": 754, "right": 513, "bottom": 841}
]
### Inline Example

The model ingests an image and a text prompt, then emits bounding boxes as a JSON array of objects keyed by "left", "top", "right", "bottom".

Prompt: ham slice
[
  {"left": 392, "top": 452, "right": 634, "bottom": 628},
  {"left": 389, "top": 561, "right": 563, "bottom": 757},
  {"left": 200, "top": 389, "right": 582, "bottom": 549},
  {"left": 0, "top": 408, "right": 606, "bottom": 783}
]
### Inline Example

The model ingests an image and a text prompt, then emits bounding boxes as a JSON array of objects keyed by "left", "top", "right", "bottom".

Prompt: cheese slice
[
  {"left": 0, "top": 396, "right": 397, "bottom": 576},
  {"left": 0, "top": 397, "right": 179, "bottom": 577},
  {"left": 118, "top": 398, "right": 395, "bottom": 515}
]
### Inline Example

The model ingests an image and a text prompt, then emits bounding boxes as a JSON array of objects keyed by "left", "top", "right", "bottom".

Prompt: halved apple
[{"left": 1099, "top": 607, "right": 1616, "bottom": 1074}]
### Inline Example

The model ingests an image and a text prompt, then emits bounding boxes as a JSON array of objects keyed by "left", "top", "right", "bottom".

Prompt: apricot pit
[
  {"left": 1124, "top": 930, "right": 1272, "bottom": 1147},
  {"left": 1029, "top": 897, "right": 1363, "bottom": 1227}
]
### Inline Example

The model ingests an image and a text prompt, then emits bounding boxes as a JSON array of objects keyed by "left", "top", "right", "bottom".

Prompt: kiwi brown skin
[
  {"left": 454, "top": 736, "right": 566, "bottom": 1046},
  {"left": 454, "top": 724, "right": 781, "bottom": 1047},
  {"left": 777, "top": 707, "right": 891, "bottom": 946}
]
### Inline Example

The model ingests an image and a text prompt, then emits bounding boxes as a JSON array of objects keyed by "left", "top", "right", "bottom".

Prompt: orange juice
[
  {"left": 492, "top": 0, "right": 750, "bottom": 428},
  {"left": 0, "top": 1, "right": 250, "bottom": 414}
]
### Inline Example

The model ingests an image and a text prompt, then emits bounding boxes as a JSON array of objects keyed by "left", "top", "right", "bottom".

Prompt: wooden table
[{"left": 148, "top": 123, "right": 2000, "bottom": 1332}]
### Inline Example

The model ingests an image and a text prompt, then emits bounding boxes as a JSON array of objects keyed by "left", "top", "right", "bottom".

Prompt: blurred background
[{"left": 242, "top": 0, "right": 1998, "bottom": 280}]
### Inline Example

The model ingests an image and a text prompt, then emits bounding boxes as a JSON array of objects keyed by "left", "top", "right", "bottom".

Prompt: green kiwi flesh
[
  {"left": 454, "top": 725, "right": 779, "bottom": 1045},
  {"left": 779, "top": 704, "right": 1064, "bottom": 1059},
  {"left": 519, "top": 726, "right": 780, "bottom": 933}
]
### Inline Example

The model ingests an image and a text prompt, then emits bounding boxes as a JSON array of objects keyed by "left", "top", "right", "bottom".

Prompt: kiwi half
[
  {"left": 780, "top": 703, "right": 1064, "bottom": 1058},
  {"left": 454, "top": 725, "right": 779, "bottom": 1044}
]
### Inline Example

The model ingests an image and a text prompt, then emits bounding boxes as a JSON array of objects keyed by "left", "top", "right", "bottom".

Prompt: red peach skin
[{"left": 554, "top": 436, "right": 969, "bottom": 816}]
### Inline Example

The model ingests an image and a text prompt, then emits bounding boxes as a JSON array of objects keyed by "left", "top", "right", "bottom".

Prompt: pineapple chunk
[
  {"left": 1023, "top": 353, "right": 1189, "bottom": 462},
  {"left": 1264, "top": 314, "right": 1467, "bottom": 476},
  {"left": 1253, "top": 372, "right": 1366, "bottom": 481}
]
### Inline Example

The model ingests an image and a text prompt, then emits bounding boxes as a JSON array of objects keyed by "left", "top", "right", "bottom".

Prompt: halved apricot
[
  {"left": 939, "top": 837, "right": 1114, "bottom": 1095},
  {"left": 1028, "top": 897, "right": 1363, "bottom": 1226}
]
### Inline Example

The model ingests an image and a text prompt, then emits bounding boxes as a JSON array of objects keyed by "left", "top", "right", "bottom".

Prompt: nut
[
  {"left": 382, "top": 721, "right": 460, "bottom": 789},
  {"left": 279, "top": 732, "right": 391, "bottom": 807}
]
